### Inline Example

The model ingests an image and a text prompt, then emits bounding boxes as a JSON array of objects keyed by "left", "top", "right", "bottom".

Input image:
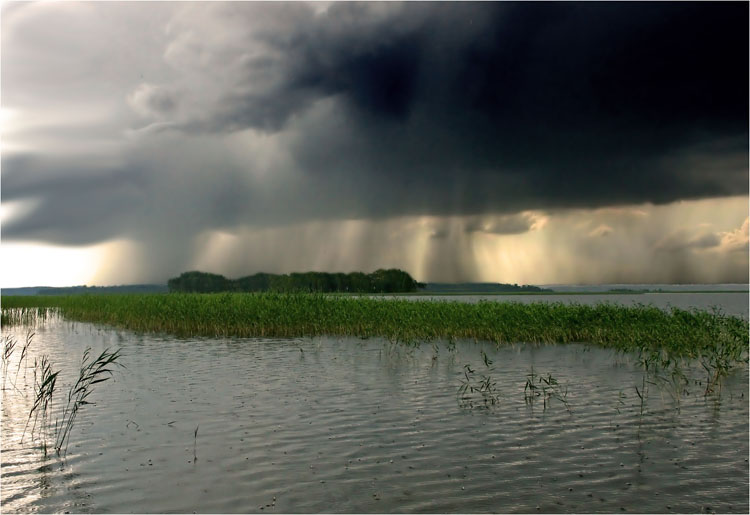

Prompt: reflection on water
[{"left": 1, "top": 317, "right": 748, "bottom": 513}]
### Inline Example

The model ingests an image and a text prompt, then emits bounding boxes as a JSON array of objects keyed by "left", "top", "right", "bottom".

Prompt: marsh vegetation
[
  {"left": 4, "top": 294, "right": 746, "bottom": 381},
  {"left": 18, "top": 341, "right": 124, "bottom": 457}
]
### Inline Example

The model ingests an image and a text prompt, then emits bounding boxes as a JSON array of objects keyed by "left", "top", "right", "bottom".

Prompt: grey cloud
[
  {"left": 2, "top": 2, "right": 748, "bottom": 284},
  {"left": 464, "top": 214, "right": 536, "bottom": 235},
  {"left": 9, "top": 2, "right": 744, "bottom": 231},
  {"left": 128, "top": 83, "right": 180, "bottom": 119},
  {"left": 655, "top": 229, "right": 722, "bottom": 253},
  {"left": 687, "top": 233, "right": 722, "bottom": 250},
  {"left": 1, "top": 154, "right": 148, "bottom": 245}
]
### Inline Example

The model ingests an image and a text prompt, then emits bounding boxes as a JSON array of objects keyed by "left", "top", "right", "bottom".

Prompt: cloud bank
[{"left": 2, "top": 2, "right": 747, "bottom": 283}]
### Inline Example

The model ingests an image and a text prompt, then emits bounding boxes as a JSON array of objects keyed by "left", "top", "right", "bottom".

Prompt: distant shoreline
[
  {"left": 2, "top": 286, "right": 747, "bottom": 297},
  {"left": 375, "top": 289, "right": 749, "bottom": 296}
]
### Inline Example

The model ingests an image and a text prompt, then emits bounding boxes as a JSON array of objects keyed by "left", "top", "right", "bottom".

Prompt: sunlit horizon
[
  {"left": 3, "top": 196, "right": 747, "bottom": 289},
  {"left": 2, "top": 2, "right": 748, "bottom": 289}
]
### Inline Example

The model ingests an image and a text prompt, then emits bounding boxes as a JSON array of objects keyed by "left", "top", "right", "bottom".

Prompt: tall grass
[
  {"left": 3, "top": 294, "right": 746, "bottom": 347},
  {"left": 3, "top": 293, "right": 747, "bottom": 381},
  {"left": 1, "top": 306, "right": 53, "bottom": 327}
]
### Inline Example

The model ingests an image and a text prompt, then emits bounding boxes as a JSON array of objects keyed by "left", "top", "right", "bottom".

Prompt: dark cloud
[
  {"left": 2, "top": 2, "right": 748, "bottom": 284},
  {"left": 1, "top": 154, "right": 147, "bottom": 245},
  {"left": 145, "top": 1, "right": 748, "bottom": 217}
]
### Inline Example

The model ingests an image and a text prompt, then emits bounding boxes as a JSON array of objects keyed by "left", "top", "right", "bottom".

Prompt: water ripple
[{"left": 1, "top": 322, "right": 747, "bottom": 513}]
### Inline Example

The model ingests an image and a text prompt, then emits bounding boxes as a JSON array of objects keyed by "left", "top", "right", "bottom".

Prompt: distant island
[
  {"left": 168, "top": 269, "right": 423, "bottom": 293},
  {"left": 0, "top": 276, "right": 555, "bottom": 296},
  {"left": 166, "top": 271, "right": 558, "bottom": 294}
]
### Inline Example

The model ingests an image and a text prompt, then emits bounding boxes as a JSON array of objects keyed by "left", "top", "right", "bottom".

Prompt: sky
[{"left": 1, "top": 1, "right": 748, "bottom": 287}]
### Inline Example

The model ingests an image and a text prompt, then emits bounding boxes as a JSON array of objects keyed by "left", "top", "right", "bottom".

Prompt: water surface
[{"left": 1, "top": 318, "right": 747, "bottom": 513}]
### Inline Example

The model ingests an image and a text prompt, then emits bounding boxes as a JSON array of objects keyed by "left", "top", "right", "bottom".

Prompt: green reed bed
[
  {"left": 1, "top": 305, "right": 52, "bottom": 327},
  {"left": 2, "top": 293, "right": 747, "bottom": 356},
  {"left": 3, "top": 293, "right": 747, "bottom": 403}
]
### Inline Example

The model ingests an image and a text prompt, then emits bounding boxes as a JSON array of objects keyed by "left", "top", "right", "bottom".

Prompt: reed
[
  {"left": 539, "top": 373, "right": 570, "bottom": 411},
  {"left": 23, "top": 354, "right": 58, "bottom": 455},
  {"left": 2, "top": 293, "right": 747, "bottom": 383},
  {"left": 524, "top": 368, "right": 570, "bottom": 412},
  {"left": 14, "top": 331, "right": 34, "bottom": 386},
  {"left": 458, "top": 364, "right": 500, "bottom": 409},
  {"left": 193, "top": 425, "right": 199, "bottom": 462},
  {"left": 2, "top": 335, "right": 17, "bottom": 391},
  {"left": 18, "top": 346, "right": 124, "bottom": 457},
  {"left": 54, "top": 347, "right": 124, "bottom": 456},
  {"left": 524, "top": 366, "right": 539, "bottom": 405},
  {"left": 1, "top": 306, "right": 53, "bottom": 327},
  {"left": 458, "top": 349, "right": 502, "bottom": 408}
]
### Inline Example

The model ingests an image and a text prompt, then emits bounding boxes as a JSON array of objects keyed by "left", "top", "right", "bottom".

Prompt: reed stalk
[
  {"left": 1, "top": 335, "right": 17, "bottom": 392},
  {"left": 14, "top": 331, "right": 34, "bottom": 387},
  {"left": 54, "top": 347, "right": 124, "bottom": 456},
  {"left": 23, "top": 355, "right": 58, "bottom": 455}
]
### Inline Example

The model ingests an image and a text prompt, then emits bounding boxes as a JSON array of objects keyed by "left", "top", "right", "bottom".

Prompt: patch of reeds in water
[
  {"left": 2, "top": 293, "right": 747, "bottom": 385},
  {"left": 457, "top": 351, "right": 501, "bottom": 409},
  {"left": 3, "top": 293, "right": 745, "bottom": 346},
  {"left": 1, "top": 306, "right": 55, "bottom": 327},
  {"left": 524, "top": 367, "right": 571, "bottom": 412},
  {"left": 54, "top": 347, "right": 124, "bottom": 456},
  {"left": 19, "top": 338, "right": 124, "bottom": 457}
]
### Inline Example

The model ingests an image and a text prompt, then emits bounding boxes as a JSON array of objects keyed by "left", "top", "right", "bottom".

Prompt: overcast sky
[{"left": 2, "top": 1, "right": 748, "bottom": 286}]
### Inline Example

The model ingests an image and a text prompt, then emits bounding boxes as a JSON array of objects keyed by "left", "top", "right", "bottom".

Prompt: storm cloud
[
  {"left": 150, "top": 2, "right": 749, "bottom": 209},
  {"left": 1, "top": 2, "right": 748, "bottom": 284}
]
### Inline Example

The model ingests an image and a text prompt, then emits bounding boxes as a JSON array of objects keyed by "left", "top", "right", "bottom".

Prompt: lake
[{"left": 1, "top": 314, "right": 747, "bottom": 513}]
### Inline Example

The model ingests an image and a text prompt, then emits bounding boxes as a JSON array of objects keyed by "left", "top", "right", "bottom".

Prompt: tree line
[{"left": 167, "top": 269, "right": 423, "bottom": 293}]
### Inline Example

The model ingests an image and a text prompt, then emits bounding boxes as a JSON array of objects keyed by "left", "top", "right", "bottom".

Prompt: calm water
[
  {"left": 397, "top": 292, "right": 749, "bottom": 318},
  {"left": 1, "top": 317, "right": 748, "bottom": 513}
]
